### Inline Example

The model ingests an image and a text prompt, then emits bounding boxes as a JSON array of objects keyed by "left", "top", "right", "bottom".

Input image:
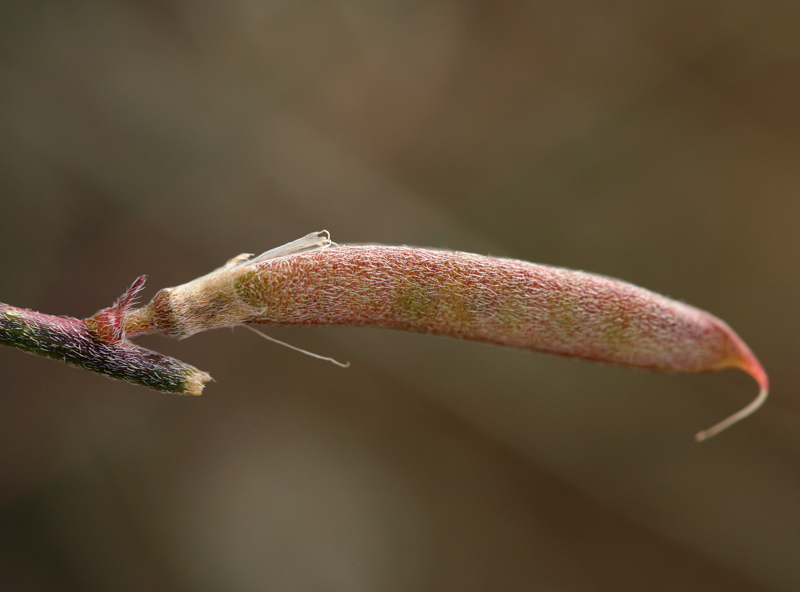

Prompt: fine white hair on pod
[{"left": 114, "top": 231, "right": 770, "bottom": 441}]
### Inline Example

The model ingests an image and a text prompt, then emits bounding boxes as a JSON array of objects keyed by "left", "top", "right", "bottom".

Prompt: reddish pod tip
[{"left": 695, "top": 329, "right": 769, "bottom": 442}]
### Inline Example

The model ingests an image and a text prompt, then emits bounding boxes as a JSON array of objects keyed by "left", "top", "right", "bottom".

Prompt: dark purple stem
[{"left": 0, "top": 278, "right": 209, "bottom": 395}]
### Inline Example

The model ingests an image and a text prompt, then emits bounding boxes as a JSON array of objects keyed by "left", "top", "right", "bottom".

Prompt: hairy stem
[{"left": 0, "top": 279, "right": 210, "bottom": 395}]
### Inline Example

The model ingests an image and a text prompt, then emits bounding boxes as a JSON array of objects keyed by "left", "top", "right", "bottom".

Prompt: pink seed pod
[{"left": 125, "top": 232, "right": 768, "bottom": 441}]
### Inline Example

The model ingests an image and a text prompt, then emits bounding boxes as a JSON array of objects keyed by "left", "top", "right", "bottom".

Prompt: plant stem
[{"left": 0, "top": 279, "right": 210, "bottom": 395}]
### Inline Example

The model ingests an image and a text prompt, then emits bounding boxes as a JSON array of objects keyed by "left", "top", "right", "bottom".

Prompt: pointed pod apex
[{"left": 695, "top": 328, "right": 769, "bottom": 442}]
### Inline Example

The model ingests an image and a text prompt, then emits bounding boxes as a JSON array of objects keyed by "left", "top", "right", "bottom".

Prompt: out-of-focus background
[{"left": 1, "top": 1, "right": 798, "bottom": 590}]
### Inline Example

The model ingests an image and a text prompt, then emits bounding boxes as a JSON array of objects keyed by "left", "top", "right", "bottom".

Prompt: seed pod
[{"left": 125, "top": 232, "right": 768, "bottom": 441}]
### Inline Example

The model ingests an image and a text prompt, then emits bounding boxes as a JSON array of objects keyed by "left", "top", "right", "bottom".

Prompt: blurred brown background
[{"left": 1, "top": 1, "right": 798, "bottom": 590}]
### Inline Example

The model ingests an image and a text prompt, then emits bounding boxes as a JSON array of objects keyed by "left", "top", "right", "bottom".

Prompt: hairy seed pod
[{"left": 124, "top": 232, "right": 768, "bottom": 441}]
